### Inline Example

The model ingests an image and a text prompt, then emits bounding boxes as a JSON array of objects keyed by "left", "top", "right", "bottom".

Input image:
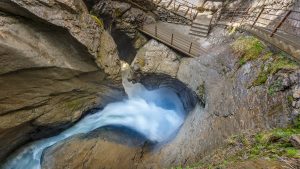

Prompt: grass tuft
[{"left": 232, "top": 36, "right": 266, "bottom": 66}]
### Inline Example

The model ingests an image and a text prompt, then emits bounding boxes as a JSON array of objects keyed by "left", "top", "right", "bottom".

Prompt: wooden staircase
[{"left": 189, "top": 14, "right": 212, "bottom": 37}]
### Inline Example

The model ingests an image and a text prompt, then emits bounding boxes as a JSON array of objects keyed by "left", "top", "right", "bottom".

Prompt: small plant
[
  {"left": 91, "top": 15, "right": 104, "bottom": 28},
  {"left": 268, "top": 79, "right": 283, "bottom": 95},
  {"left": 232, "top": 36, "right": 266, "bottom": 66},
  {"left": 252, "top": 53, "right": 299, "bottom": 87}
]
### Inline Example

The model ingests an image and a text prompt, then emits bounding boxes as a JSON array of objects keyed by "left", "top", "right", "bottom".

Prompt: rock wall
[
  {"left": 91, "top": 0, "right": 155, "bottom": 63},
  {"left": 0, "top": 0, "right": 124, "bottom": 162},
  {"left": 0, "top": 0, "right": 122, "bottom": 79}
]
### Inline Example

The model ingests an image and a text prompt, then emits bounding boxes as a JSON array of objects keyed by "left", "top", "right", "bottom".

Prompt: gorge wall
[{"left": 0, "top": 0, "right": 299, "bottom": 168}]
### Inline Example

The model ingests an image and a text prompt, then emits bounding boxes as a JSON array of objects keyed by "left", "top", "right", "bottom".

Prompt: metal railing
[
  {"left": 220, "top": 7, "right": 300, "bottom": 43},
  {"left": 152, "top": 0, "right": 199, "bottom": 21},
  {"left": 139, "top": 24, "right": 207, "bottom": 57}
]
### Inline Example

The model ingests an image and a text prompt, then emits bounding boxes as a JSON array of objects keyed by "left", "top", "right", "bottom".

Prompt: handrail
[
  {"left": 220, "top": 6, "right": 300, "bottom": 39},
  {"left": 218, "top": 6, "right": 300, "bottom": 62},
  {"left": 152, "top": 0, "right": 200, "bottom": 21}
]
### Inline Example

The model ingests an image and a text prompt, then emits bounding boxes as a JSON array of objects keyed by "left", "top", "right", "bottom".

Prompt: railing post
[
  {"left": 155, "top": 24, "right": 157, "bottom": 37},
  {"left": 176, "top": 5, "right": 181, "bottom": 12},
  {"left": 252, "top": 7, "right": 265, "bottom": 28},
  {"left": 270, "top": 10, "right": 291, "bottom": 37},
  {"left": 171, "top": 33, "right": 174, "bottom": 45},
  {"left": 184, "top": 7, "right": 190, "bottom": 16},
  {"left": 193, "top": 11, "right": 199, "bottom": 20},
  {"left": 166, "top": 0, "right": 173, "bottom": 8},
  {"left": 189, "top": 42, "right": 193, "bottom": 54}
]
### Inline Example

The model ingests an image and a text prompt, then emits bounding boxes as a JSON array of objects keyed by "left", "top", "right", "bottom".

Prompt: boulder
[{"left": 131, "top": 40, "right": 180, "bottom": 77}]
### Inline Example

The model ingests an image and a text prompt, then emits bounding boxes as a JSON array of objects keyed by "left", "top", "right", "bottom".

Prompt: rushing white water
[{"left": 3, "top": 65, "right": 185, "bottom": 169}]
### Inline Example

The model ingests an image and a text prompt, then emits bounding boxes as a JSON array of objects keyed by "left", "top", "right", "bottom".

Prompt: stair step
[
  {"left": 191, "top": 24, "right": 209, "bottom": 30},
  {"left": 190, "top": 28, "right": 208, "bottom": 34},
  {"left": 189, "top": 32, "right": 208, "bottom": 37},
  {"left": 191, "top": 24, "right": 210, "bottom": 29},
  {"left": 192, "top": 22, "right": 210, "bottom": 27}
]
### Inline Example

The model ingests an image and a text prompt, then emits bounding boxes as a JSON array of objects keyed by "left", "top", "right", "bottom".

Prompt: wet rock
[
  {"left": 290, "top": 135, "right": 300, "bottom": 149},
  {"left": 42, "top": 127, "right": 148, "bottom": 169},
  {"left": 134, "top": 73, "right": 199, "bottom": 112}
]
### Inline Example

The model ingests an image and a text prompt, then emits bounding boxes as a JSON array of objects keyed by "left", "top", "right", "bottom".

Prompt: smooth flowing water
[{"left": 3, "top": 68, "right": 185, "bottom": 169}]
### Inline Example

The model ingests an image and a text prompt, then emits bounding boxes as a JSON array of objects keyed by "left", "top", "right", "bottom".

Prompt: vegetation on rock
[
  {"left": 232, "top": 36, "right": 266, "bottom": 66},
  {"left": 253, "top": 52, "right": 299, "bottom": 87},
  {"left": 91, "top": 15, "right": 104, "bottom": 29},
  {"left": 173, "top": 116, "right": 300, "bottom": 169}
]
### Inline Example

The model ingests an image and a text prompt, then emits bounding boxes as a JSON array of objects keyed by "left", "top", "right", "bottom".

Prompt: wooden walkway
[{"left": 139, "top": 23, "right": 207, "bottom": 57}]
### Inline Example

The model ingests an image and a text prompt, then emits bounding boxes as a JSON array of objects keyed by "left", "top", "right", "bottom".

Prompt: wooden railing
[
  {"left": 152, "top": 0, "right": 199, "bottom": 21},
  {"left": 139, "top": 24, "right": 207, "bottom": 57},
  {"left": 220, "top": 7, "right": 300, "bottom": 44}
]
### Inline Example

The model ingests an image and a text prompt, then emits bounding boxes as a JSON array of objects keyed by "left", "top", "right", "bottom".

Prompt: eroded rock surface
[
  {"left": 92, "top": 0, "right": 155, "bottom": 62},
  {"left": 0, "top": 0, "right": 124, "bottom": 162},
  {"left": 0, "top": 67, "right": 124, "bottom": 162},
  {"left": 42, "top": 127, "right": 149, "bottom": 169},
  {"left": 0, "top": 14, "right": 98, "bottom": 74},
  {"left": 0, "top": 0, "right": 122, "bottom": 78}
]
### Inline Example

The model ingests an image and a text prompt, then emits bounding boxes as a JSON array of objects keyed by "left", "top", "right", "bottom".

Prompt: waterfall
[{"left": 2, "top": 63, "right": 185, "bottom": 169}]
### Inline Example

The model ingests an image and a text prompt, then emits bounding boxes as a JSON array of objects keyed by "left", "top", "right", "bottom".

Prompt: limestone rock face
[
  {"left": 0, "top": 0, "right": 122, "bottom": 79},
  {"left": 0, "top": 0, "right": 101, "bottom": 58},
  {"left": 42, "top": 127, "right": 147, "bottom": 169},
  {"left": 96, "top": 31, "right": 121, "bottom": 80},
  {"left": 92, "top": 0, "right": 155, "bottom": 62},
  {"left": 132, "top": 40, "right": 180, "bottom": 77},
  {"left": 0, "top": 14, "right": 98, "bottom": 74},
  {"left": 0, "top": 0, "right": 124, "bottom": 162},
  {"left": 0, "top": 67, "right": 124, "bottom": 162}
]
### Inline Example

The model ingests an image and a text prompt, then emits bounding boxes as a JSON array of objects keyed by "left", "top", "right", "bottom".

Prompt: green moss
[
  {"left": 288, "top": 95, "right": 294, "bottom": 106},
  {"left": 252, "top": 54, "right": 299, "bottom": 87},
  {"left": 232, "top": 36, "right": 266, "bottom": 66},
  {"left": 269, "top": 56, "right": 299, "bottom": 74},
  {"left": 262, "top": 52, "right": 273, "bottom": 61},
  {"left": 267, "top": 79, "right": 283, "bottom": 95},
  {"left": 252, "top": 72, "right": 268, "bottom": 86},
  {"left": 285, "top": 148, "right": 299, "bottom": 158},
  {"left": 197, "top": 83, "right": 206, "bottom": 103},
  {"left": 65, "top": 99, "right": 82, "bottom": 110},
  {"left": 91, "top": 15, "right": 104, "bottom": 29}
]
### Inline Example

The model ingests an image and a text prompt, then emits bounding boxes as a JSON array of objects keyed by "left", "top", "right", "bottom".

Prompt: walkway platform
[{"left": 139, "top": 22, "right": 207, "bottom": 57}]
